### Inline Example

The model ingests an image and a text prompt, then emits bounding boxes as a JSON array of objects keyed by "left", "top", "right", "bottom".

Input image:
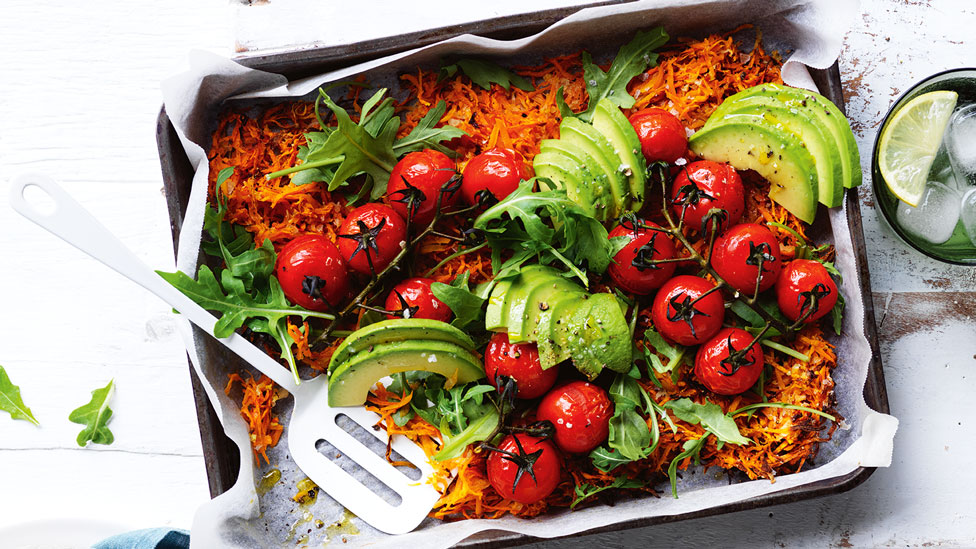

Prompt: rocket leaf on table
[
  {"left": 473, "top": 180, "right": 617, "bottom": 286},
  {"left": 69, "top": 379, "right": 116, "bottom": 446},
  {"left": 439, "top": 58, "right": 534, "bottom": 92},
  {"left": 0, "top": 365, "right": 39, "bottom": 426},
  {"left": 566, "top": 27, "right": 669, "bottom": 122}
]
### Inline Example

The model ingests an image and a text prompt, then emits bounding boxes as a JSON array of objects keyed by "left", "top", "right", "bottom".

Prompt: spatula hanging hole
[
  {"left": 314, "top": 438, "right": 403, "bottom": 507},
  {"left": 334, "top": 414, "right": 422, "bottom": 481},
  {"left": 21, "top": 184, "right": 57, "bottom": 216}
]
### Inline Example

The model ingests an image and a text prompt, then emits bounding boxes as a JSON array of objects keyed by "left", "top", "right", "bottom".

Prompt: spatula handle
[{"left": 9, "top": 173, "right": 299, "bottom": 391}]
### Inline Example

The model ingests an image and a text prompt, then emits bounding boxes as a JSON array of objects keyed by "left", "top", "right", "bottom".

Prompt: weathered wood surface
[{"left": 0, "top": 0, "right": 974, "bottom": 546}]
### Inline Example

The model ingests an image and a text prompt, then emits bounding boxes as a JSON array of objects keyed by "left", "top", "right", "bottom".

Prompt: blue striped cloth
[{"left": 93, "top": 528, "right": 189, "bottom": 549}]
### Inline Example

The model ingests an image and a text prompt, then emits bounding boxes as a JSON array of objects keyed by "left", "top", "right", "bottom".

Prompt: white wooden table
[{"left": 0, "top": 0, "right": 974, "bottom": 547}]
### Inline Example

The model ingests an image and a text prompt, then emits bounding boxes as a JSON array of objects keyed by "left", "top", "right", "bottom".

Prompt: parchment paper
[{"left": 160, "top": 1, "right": 898, "bottom": 547}]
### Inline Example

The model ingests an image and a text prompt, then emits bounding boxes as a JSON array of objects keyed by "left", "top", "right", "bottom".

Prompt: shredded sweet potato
[
  {"left": 629, "top": 25, "right": 783, "bottom": 129},
  {"left": 225, "top": 373, "right": 284, "bottom": 465},
  {"left": 207, "top": 29, "right": 839, "bottom": 521}
]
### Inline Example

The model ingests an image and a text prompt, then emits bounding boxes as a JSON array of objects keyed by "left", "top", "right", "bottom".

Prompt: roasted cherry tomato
[
  {"left": 628, "top": 108, "right": 688, "bottom": 163},
  {"left": 387, "top": 149, "right": 459, "bottom": 226},
  {"left": 484, "top": 333, "right": 558, "bottom": 400},
  {"left": 384, "top": 277, "right": 451, "bottom": 322},
  {"left": 536, "top": 381, "right": 613, "bottom": 454},
  {"left": 275, "top": 235, "right": 350, "bottom": 311},
  {"left": 711, "top": 223, "right": 782, "bottom": 295},
  {"left": 607, "top": 217, "right": 677, "bottom": 295},
  {"left": 775, "top": 259, "right": 839, "bottom": 323},
  {"left": 337, "top": 203, "right": 407, "bottom": 275},
  {"left": 486, "top": 434, "right": 562, "bottom": 504},
  {"left": 694, "top": 328, "right": 765, "bottom": 395},
  {"left": 650, "top": 275, "right": 725, "bottom": 346},
  {"left": 461, "top": 148, "right": 531, "bottom": 206},
  {"left": 670, "top": 160, "right": 744, "bottom": 234}
]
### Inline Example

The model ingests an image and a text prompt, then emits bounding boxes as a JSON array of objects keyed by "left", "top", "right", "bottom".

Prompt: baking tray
[{"left": 155, "top": 13, "right": 890, "bottom": 547}]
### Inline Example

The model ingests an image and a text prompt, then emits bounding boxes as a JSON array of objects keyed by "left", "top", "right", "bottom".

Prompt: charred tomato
[
  {"left": 337, "top": 203, "right": 407, "bottom": 275},
  {"left": 775, "top": 259, "right": 838, "bottom": 323},
  {"left": 486, "top": 434, "right": 562, "bottom": 504},
  {"left": 694, "top": 327, "right": 765, "bottom": 395},
  {"left": 461, "top": 148, "right": 531, "bottom": 206},
  {"left": 650, "top": 275, "right": 725, "bottom": 346},
  {"left": 387, "top": 149, "right": 459, "bottom": 226},
  {"left": 536, "top": 381, "right": 613, "bottom": 454},
  {"left": 484, "top": 333, "right": 558, "bottom": 400},
  {"left": 628, "top": 108, "right": 688, "bottom": 163},
  {"left": 607, "top": 217, "right": 677, "bottom": 295},
  {"left": 384, "top": 277, "right": 451, "bottom": 322},
  {"left": 275, "top": 235, "right": 351, "bottom": 311},
  {"left": 711, "top": 223, "right": 782, "bottom": 295},
  {"left": 670, "top": 160, "right": 744, "bottom": 234}
]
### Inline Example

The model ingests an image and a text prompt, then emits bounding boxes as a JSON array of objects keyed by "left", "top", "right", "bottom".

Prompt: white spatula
[{"left": 9, "top": 173, "right": 441, "bottom": 535}]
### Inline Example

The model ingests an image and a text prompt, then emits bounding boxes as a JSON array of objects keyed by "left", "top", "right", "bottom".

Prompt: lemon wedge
[{"left": 879, "top": 90, "right": 958, "bottom": 206}]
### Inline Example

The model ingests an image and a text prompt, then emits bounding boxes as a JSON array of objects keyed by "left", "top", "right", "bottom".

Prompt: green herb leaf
[
  {"left": 571, "top": 476, "right": 645, "bottom": 509},
  {"left": 665, "top": 398, "right": 750, "bottom": 446},
  {"left": 667, "top": 433, "right": 710, "bottom": 498},
  {"left": 731, "top": 401, "right": 836, "bottom": 422},
  {"left": 643, "top": 327, "right": 688, "bottom": 376},
  {"left": 430, "top": 272, "right": 486, "bottom": 330},
  {"left": 831, "top": 290, "right": 846, "bottom": 335},
  {"left": 157, "top": 266, "right": 333, "bottom": 385},
  {"left": 393, "top": 100, "right": 467, "bottom": 156},
  {"left": 440, "top": 59, "right": 534, "bottom": 91},
  {"left": 589, "top": 446, "right": 631, "bottom": 472},
  {"left": 473, "top": 180, "right": 617, "bottom": 285},
  {"left": 575, "top": 27, "right": 668, "bottom": 122},
  {"left": 69, "top": 379, "right": 115, "bottom": 446},
  {"left": 434, "top": 406, "right": 500, "bottom": 461},
  {"left": 269, "top": 88, "right": 398, "bottom": 199},
  {"left": 0, "top": 365, "right": 39, "bottom": 426}
]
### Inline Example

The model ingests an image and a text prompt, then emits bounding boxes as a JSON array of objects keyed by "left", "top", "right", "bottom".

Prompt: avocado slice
[
  {"left": 537, "top": 140, "right": 616, "bottom": 218},
  {"left": 689, "top": 116, "right": 819, "bottom": 223},
  {"left": 485, "top": 279, "right": 512, "bottom": 331},
  {"left": 715, "top": 101, "right": 843, "bottom": 207},
  {"left": 533, "top": 149, "right": 600, "bottom": 218},
  {"left": 562, "top": 292, "right": 632, "bottom": 375},
  {"left": 329, "top": 318, "right": 476, "bottom": 371},
  {"left": 591, "top": 98, "right": 648, "bottom": 210},
  {"left": 328, "top": 339, "right": 484, "bottom": 407},
  {"left": 558, "top": 117, "right": 629, "bottom": 219},
  {"left": 712, "top": 84, "right": 861, "bottom": 189},
  {"left": 519, "top": 274, "right": 585, "bottom": 343},
  {"left": 502, "top": 265, "right": 552, "bottom": 342},
  {"left": 539, "top": 296, "right": 588, "bottom": 374}
]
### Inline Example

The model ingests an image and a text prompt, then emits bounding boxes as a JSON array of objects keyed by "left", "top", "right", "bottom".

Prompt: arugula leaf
[
  {"left": 204, "top": 171, "right": 276, "bottom": 293},
  {"left": 606, "top": 375, "right": 651, "bottom": 461},
  {"left": 831, "top": 290, "right": 846, "bottom": 335},
  {"left": 157, "top": 266, "right": 333, "bottom": 385},
  {"left": 434, "top": 406, "right": 500, "bottom": 461},
  {"left": 430, "top": 272, "right": 486, "bottom": 330},
  {"left": 0, "top": 365, "right": 39, "bottom": 426},
  {"left": 571, "top": 476, "right": 645, "bottom": 509},
  {"left": 69, "top": 379, "right": 115, "bottom": 446},
  {"left": 665, "top": 398, "right": 750, "bottom": 445},
  {"left": 729, "top": 300, "right": 811, "bottom": 361},
  {"left": 440, "top": 59, "right": 533, "bottom": 91},
  {"left": 575, "top": 27, "right": 669, "bottom": 122},
  {"left": 642, "top": 327, "right": 688, "bottom": 378},
  {"left": 667, "top": 433, "right": 710, "bottom": 498},
  {"left": 473, "top": 180, "right": 617, "bottom": 285},
  {"left": 589, "top": 446, "right": 631, "bottom": 472},
  {"left": 393, "top": 101, "right": 466, "bottom": 156}
]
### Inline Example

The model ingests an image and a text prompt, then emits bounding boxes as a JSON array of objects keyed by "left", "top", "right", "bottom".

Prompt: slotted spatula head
[{"left": 9, "top": 173, "right": 442, "bottom": 535}]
